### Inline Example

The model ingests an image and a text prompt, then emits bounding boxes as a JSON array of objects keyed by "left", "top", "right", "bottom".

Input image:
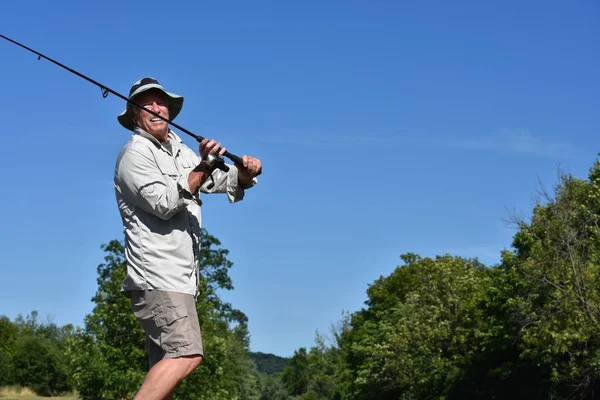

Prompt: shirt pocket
[
  {"left": 177, "top": 147, "right": 200, "bottom": 170},
  {"left": 155, "top": 153, "right": 181, "bottom": 179}
]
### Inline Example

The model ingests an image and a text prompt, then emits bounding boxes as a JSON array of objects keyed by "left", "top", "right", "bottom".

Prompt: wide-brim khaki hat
[{"left": 117, "top": 77, "right": 184, "bottom": 131}]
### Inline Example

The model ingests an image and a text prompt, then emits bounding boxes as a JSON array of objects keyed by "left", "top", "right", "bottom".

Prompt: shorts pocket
[{"left": 154, "top": 305, "right": 193, "bottom": 351}]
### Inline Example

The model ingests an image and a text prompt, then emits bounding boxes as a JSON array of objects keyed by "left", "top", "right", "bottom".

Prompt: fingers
[
  {"left": 199, "top": 138, "right": 226, "bottom": 157},
  {"left": 198, "top": 141, "right": 261, "bottom": 176},
  {"left": 240, "top": 155, "right": 262, "bottom": 175},
  {"left": 206, "top": 140, "right": 220, "bottom": 154},
  {"left": 253, "top": 158, "right": 262, "bottom": 174},
  {"left": 199, "top": 138, "right": 208, "bottom": 152}
]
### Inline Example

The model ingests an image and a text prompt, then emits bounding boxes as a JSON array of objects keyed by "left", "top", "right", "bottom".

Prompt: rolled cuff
[{"left": 226, "top": 165, "right": 245, "bottom": 203}]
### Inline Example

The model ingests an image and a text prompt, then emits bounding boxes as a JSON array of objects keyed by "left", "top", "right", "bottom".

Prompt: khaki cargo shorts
[{"left": 129, "top": 290, "right": 204, "bottom": 368}]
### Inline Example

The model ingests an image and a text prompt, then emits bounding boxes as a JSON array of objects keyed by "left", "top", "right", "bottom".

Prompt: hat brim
[{"left": 117, "top": 84, "right": 184, "bottom": 131}]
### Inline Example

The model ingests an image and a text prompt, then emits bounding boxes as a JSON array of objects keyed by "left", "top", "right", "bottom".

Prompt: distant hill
[{"left": 250, "top": 351, "right": 289, "bottom": 375}]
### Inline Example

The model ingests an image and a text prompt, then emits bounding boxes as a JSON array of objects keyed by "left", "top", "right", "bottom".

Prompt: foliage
[
  {"left": 68, "top": 228, "right": 261, "bottom": 400},
  {"left": 261, "top": 330, "right": 341, "bottom": 400},
  {"left": 0, "top": 350, "right": 12, "bottom": 387},
  {"left": 7, "top": 155, "right": 600, "bottom": 400},
  {"left": 67, "top": 239, "right": 147, "bottom": 399},
  {"left": 262, "top": 158, "right": 600, "bottom": 399},
  {"left": 250, "top": 351, "right": 290, "bottom": 375},
  {"left": 259, "top": 373, "right": 290, "bottom": 400},
  {"left": 338, "top": 253, "right": 491, "bottom": 399},
  {"left": 281, "top": 347, "right": 311, "bottom": 396},
  {"left": 0, "top": 312, "right": 75, "bottom": 396},
  {"left": 493, "top": 164, "right": 600, "bottom": 399},
  {"left": 12, "top": 334, "right": 71, "bottom": 396},
  {"left": 0, "top": 315, "right": 18, "bottom": 386}
]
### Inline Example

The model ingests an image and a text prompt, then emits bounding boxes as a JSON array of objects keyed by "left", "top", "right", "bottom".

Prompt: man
[{"left": 113, "top": 77, "right": 261, "bottom": 400}]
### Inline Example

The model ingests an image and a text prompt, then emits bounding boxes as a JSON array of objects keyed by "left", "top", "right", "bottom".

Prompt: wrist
[
  {"left": 238, "top": 170, "right": 253, "bottom": 189},
  {"left": 188, "top": 169, "right": 209, "bottom": 195}
]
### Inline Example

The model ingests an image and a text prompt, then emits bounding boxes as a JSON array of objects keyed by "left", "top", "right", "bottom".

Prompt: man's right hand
[
  {"left": 188, "top": 138, "right": 232, "bottom": 194},
  {"left": 200, "top": 138, "right": 227, "bottom": 158}
]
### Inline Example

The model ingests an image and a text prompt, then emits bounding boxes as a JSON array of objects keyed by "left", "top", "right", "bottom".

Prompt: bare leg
[
  {"left": 164, "top": 388, "right": 175, "bottom": 400},
  {"left": 134, "top": 355, "right": 202, "bottom": 400}
]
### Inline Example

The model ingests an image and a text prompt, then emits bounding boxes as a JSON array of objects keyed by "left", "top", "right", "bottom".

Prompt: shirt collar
[{"left": 133, "top": 127, "right": 183, "bottom": 155}]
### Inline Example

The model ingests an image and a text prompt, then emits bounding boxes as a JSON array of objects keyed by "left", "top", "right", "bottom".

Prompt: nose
[{"left": 149, "top": 102, "right": 161, "bottom": 112}]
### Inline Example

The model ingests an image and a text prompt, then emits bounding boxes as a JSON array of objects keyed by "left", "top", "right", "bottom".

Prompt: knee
[
  {"left": 185, "top": 354, "right": 203, "bottom": 375},
  {"left": 191, "top": 354, "right": 203, "bottom": 369}
]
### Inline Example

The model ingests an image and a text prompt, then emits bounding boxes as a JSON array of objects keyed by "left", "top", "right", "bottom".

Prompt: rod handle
[{"left": 224, "top": 150, "right": 263, "bottom": 176}]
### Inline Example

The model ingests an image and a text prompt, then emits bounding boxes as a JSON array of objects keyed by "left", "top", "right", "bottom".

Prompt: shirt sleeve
[
  {"left": 115, "top": 148, "right": 195, "bottom": 220},
  {"left": 200, "top": 164, "right": 257, "bottom": 203}
]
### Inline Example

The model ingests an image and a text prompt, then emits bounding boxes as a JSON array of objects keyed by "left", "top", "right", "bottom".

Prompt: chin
[{"left": 147, "top": 125, "right": 166, "bottom": 134}]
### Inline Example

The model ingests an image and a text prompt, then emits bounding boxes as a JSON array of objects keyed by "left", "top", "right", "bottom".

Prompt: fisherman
[{"left": 113, "top": 77, "right": 261, "bottom": 400}]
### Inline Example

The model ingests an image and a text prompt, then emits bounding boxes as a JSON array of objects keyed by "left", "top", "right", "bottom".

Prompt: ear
[{"left": 130, "top": 106, "right": 138, "bottom": 125}]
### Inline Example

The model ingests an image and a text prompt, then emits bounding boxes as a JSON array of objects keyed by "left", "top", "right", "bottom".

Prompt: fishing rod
[{"left": 1, "top": 34, "right": 259, "bottom": 175}]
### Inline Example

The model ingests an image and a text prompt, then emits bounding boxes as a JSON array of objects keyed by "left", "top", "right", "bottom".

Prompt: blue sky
[{"left": 0, "top": 0, "right": 598, "bottom": 357}]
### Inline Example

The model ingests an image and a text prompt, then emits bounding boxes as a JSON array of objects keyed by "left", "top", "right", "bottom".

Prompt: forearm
[
  {"left": 188, "top": 170, "right": 210, "bottom": 195},
  {"left": 116, "top": 149, "right": 197, "bottom": 220},
  {"left": 139, "top": 176, "right": 196, "bottom": 219},
  {"left": 238, "top": 173, "right": 255, "bottom": 189},
  {"left": 197, "top": 165, "right": 247, "bottom": 203}
]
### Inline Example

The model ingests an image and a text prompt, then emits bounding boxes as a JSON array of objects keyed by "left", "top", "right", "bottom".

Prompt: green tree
[
  {"left": 301, "top": 332, "right": 342, "bottom": 400},
  {"left": 69, "top": 229, "right": 261, "bottom": 399},
  {"left": 0, "top": 315, "right": 18, "bottom": 385},
  {"left": 250, "top": 351, "right": 289, "bottom": 376},
  {"left": 265, "top": 330, "right": 342, "bottom": 400},
  {"left": 490, "top": 164, "right": 600, "bottom": 398},
  {"left": 0, "top": 349, "right": 12, "bottom": 386},
  {"left": 281, "top": 347, "right": 311, "bottom": 396},
  {"left": 260, "top": 373, "right": 291, "bottom": 400},
  {"left": 337, "top": 253, "right": 491, "bottom": 399},
  {"left": 12, "top": 334, "right": 71, "bottom": 396},
  {"left": 445, "top": 260, "right": 552, "bottom": 399},
  {"left": 0, "top": 311, "right": 75, "bottom": 395},
  {"left": 67, "top": 239, "right": 146, "bottom": 399}
]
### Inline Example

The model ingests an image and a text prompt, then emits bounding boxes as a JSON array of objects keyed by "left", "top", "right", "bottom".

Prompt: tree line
[{"left": 3, "top": 157, "right": 600, "bottom": 399}]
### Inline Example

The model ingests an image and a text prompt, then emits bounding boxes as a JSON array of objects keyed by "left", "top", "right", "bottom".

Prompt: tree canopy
[{"left": 5, "top": 158, "right": 600, "bottom": 399}]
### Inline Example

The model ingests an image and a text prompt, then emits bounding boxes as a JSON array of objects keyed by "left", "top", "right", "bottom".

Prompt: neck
[
  {"left": 155, "top": 130, "right": 169, "bottom": 142},
  {"left": 135, "top": 127, "right": 170, "bottom": 143},
  {"left": 136, "top": 127, "right": 169, "bottom": 142}
]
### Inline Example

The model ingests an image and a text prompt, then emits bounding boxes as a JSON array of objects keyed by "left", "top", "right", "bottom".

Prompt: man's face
[{"left": 131, "top": 89, "right": 170, "bottom": 140}]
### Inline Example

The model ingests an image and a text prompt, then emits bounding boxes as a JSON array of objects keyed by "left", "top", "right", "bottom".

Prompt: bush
[
  {"left": 0, "top": 349, "right": 13, "bottom": 386},
  {"left": 12, "top": 335, "right": 71, "bottom": 396}
]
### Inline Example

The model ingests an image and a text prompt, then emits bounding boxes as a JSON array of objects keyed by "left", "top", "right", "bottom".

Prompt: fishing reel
[{"left": 199, "top": 153, "right": 229, "bottom": 190}]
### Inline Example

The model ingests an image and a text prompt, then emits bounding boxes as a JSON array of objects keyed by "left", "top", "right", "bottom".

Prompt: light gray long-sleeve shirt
[{"left": 113, "top": 127, "right": 253, "bottom": 297}]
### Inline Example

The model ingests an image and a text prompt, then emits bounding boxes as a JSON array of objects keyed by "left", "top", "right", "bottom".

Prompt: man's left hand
[{"left": 238, "top": 155, "right": 262, "bottom": 188}]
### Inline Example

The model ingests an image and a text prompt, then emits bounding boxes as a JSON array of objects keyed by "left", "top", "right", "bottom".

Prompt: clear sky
[{"left": 0, "top": 0, "right": 598, "bottom": 357}]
